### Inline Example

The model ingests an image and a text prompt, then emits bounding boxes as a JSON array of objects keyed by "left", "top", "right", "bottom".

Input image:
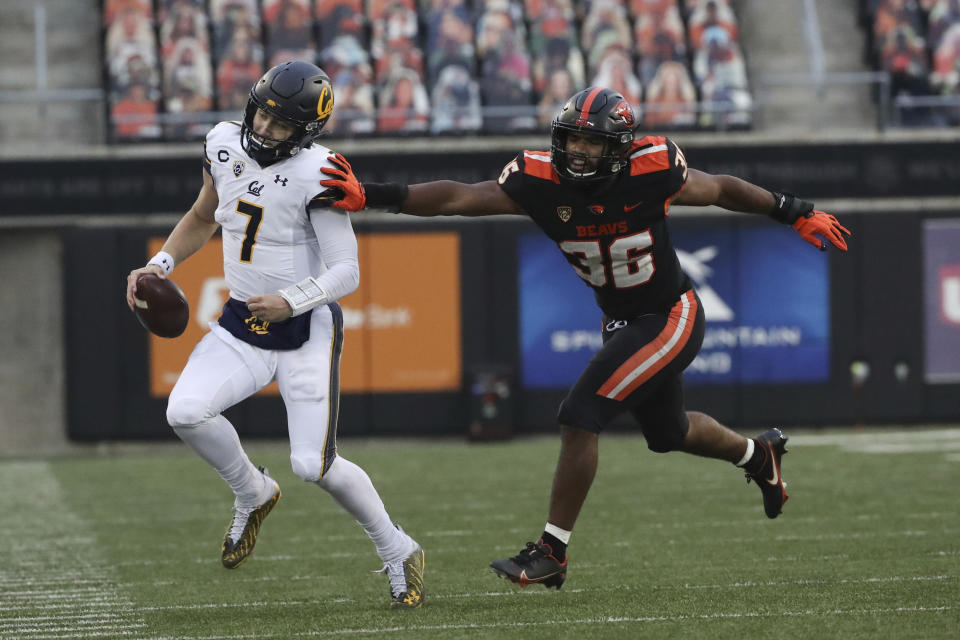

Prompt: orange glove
[
  {"left": 792, "top": 211, "right": 851, "bottom": 251},
  {"left": 318, "top": 153, "right": 367, "bottom": 211}
]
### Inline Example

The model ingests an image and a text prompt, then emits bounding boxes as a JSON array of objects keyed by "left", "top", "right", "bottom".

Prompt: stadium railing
[{"left": 8, "top": 71, "right": 955, "bottom": 137}]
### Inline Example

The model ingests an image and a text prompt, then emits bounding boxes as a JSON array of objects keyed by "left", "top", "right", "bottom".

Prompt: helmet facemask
[
  {"left": 551, "top": 126, "right": 633, "bottom": 182},
  {"left": 241, "top": 98, "right": 320, "bottom": 165}
]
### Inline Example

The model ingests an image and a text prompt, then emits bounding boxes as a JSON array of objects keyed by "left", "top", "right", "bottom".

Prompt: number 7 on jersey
[{"left": 235, "top": 200, "right": 263, "bottom": 262}]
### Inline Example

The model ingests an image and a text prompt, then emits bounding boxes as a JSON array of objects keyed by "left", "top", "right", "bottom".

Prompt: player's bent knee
[
  {"left": 290, "top": 452, "right": 328, "bottom": 482},
  {"left": 643, "top": 422, "right": 689, "bottom": 453},
  {"left": 166, "top": 396, "right": 214, "bottom": 428},
  {"left": 557, "top": 396, "right": 603, "bottom": 434},
  {"left": 645, "top": 434, "right": 683, "bottom": 453}
]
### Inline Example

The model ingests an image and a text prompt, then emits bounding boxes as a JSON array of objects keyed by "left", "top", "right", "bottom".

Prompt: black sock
[
  {"left": 743, "top": 439, "right": 767, "bottom": 474},
  {"left": 540, "top": 532, "right": 567, "bottom": 559}
]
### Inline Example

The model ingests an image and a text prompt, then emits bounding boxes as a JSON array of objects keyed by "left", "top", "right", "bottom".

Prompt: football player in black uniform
[{"left": 322, "top": 87, "right": 850, "bottom": 590}]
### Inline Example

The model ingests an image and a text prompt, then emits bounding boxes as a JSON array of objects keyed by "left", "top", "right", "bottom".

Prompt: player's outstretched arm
[
  {"left": 673, "top": 168, "right": 850, "bottom": 251},
  {"left": 125, "top": 170, "right": 220, "bottom": 310},
  {"left": 400, "top": 180, "right": 524, "bottom": 217},
  {"left": 319, "top": 153, "right": 523, "bottom": 216}
]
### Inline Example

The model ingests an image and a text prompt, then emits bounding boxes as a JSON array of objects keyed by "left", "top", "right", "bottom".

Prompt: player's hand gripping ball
[{"left": 133, "top": 273, "right": 189, "bottom": 338}]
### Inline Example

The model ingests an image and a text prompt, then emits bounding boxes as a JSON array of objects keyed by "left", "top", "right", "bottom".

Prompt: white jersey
[{"left": 203, "top": 121, "right": 346, "bottom": 301}]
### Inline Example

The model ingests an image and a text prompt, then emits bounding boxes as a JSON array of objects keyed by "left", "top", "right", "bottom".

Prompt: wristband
[
  {"left": 278, "top": 276, "right": 329, "bottom": 316},
  {"left": 768, "top": 191, "right": 814, "bottom": 225},
  {"left": 363, "top": 182, "right": 409, "bottom": 212},
  {"left": 147, "top": 251, "right": 175, "bottom": 276}
]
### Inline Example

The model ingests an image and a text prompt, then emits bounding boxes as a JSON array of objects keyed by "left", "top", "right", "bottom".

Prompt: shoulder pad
[
  {"left": 628, "top": 137, "right": 670, "bottom": 176},
  {"left": 520, "top": 149, "right": 559, "bottom": 182}
]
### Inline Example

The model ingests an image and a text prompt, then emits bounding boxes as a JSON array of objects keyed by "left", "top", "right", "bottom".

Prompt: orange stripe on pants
[{"left": 596, "top": 291, "right": 698, "bottom": 401}]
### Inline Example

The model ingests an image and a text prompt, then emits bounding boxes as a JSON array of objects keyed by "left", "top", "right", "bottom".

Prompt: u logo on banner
[{"left": 941, "top": 269, "right": 960, "bottom": 325}]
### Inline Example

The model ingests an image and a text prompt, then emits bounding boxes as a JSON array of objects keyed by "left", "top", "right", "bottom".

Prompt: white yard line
[
  {"left": 761, "top": 428, "right": 960, "bottom": 457},
  {"left": 0, "top": 461, "right": 145, "bottom": 640},
  {"left": 111, "top": 606, "right": 954, "bottom": 640},
  {"left": 96, "top": 519, "right": 953, "bottom": 570},
  {"left": 19, "top": 574, "right": 945, "bottom": 617},
  {"left": 788, "top": 428, "right": 960, "bottom": 447}
]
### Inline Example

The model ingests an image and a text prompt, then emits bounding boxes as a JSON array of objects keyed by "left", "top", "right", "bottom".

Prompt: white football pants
[{"left": 166, "top": 304, "right": 413, "bottom": 562}]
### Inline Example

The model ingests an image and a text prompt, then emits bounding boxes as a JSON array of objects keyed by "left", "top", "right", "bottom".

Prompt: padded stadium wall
[
  {"left": 55, "top": 207, "right": 960, "bottom": 441},
  {"left": 0, "top": 233, "right": 68, "bottom": 454}
]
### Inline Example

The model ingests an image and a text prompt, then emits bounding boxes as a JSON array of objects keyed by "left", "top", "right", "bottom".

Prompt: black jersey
[{"left": 498, "top": 136, "right": 693, "bottom": 319}]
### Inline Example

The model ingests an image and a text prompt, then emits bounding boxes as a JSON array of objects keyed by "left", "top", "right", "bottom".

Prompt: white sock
[
  {"left": 315, "top": 456, "right": 413, "bottom": 562},
  {"left": 173, "top": 415, "right": 263, "bottom": 502},
  {"left": 735, "top": 438, "right": 755, "bottom": 467},
  {"left": 544, "top": 523, "right": 572, "bottom": 545}
]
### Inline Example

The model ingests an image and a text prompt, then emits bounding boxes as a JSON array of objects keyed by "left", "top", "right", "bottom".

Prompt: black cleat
[
  {"left": 745, "top": 428, "right": 789, "bottom": 518},
  {"left": 221, "top": 467, "right": 281, "bottom": 569},
  {"left": 490, "top": 539, "right": 567, "bottom": 589}
]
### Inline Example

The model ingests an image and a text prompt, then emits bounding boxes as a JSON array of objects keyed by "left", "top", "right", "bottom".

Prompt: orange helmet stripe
[{"left": 576, "top": 87, "right": 604, "bottom": 126}]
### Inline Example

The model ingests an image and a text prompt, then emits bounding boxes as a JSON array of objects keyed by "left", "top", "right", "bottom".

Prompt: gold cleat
[
  {"left": 221, "top": 468, "right": 281, "bottom": 569},
  {"left": 378, "top": 545, "right": 426, "bottom": 609}
]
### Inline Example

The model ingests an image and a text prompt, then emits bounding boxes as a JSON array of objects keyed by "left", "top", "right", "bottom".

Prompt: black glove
[{"left": 768, "top": 191, "right": 814, "bottom": 225}]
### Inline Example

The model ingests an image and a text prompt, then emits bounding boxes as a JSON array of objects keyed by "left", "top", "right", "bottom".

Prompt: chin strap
[{"left": 566, "top": 167, "right": 598, "bottom": 178}]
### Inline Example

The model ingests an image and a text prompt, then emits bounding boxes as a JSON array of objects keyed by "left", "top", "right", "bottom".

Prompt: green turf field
[{"left": 2, "top": 428, "right": 958, "bottom": 639}]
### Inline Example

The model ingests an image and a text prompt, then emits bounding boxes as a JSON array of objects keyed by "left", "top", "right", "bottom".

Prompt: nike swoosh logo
[
  {"left": 765, "top": 446, "right": 780, "bottom": 486},
  {"left": 519, "top": 569, "right": 559, "bottom": 583},
  {"left": 624, "top": 201, "right": 643, "bottom": 212}
]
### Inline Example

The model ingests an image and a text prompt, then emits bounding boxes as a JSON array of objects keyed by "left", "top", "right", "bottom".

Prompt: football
[{"left": 133, "top": 273, "right": 189, "bottom": 338}]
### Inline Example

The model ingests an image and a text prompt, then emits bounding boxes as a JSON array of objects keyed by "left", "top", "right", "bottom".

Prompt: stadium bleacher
[
  {"left": 863, "top": 0, "right": 960, "bottom": 125},
  {"left": 104, "top": 0, "right": 162, "bottom": 138},
  {"left": 102, "top": 0, "right": 754, "bottom": 141}
]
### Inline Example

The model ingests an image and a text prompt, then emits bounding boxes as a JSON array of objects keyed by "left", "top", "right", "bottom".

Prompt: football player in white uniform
[{"left": 124, "top": 61, "right": 424, "bottom": 608}]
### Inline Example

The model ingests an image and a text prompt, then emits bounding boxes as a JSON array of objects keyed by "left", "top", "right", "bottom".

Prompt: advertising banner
[
  {"left": 148, "top": 232, "right": 461, "bottom": 396},
  {"left": 517, "top": 233, "right": 600, "bottom": 389},
  {"left": 923, "top": 219, "right": 960, "bottom": 383},
  {"left": 343, "top": 233, "right": 462, "bottom": 392},
  {"left": 518, "top": 226, "right": 830, "bottom": 389},
  {"left": 147, "top": 237, "right": 225, "bottom": 397}
]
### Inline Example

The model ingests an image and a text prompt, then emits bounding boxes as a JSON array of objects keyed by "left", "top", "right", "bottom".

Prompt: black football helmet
[
  {"left": 551, "top": 87, "right": 636, "bottom": 183},
  {"left": 241, "top": 61, "right": 334, "bottom": 165}
]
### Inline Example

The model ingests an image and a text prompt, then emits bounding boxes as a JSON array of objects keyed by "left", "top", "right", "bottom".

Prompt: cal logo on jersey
[
  {"left": 233, "top": 160, "right": 245, "bottom": 177},
  {"left": 244, "top": 315, "right": 270, "bottom": 335}
]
